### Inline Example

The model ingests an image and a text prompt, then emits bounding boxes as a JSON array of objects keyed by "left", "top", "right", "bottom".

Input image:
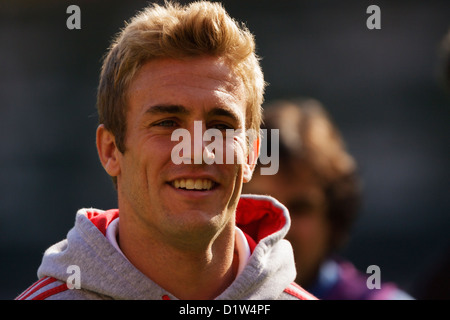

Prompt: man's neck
[{"left": 118, "top": 216, "right": 238, "bottom": 300}]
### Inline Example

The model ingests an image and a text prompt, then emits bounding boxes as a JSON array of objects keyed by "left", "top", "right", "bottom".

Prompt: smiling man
[{"left": 16, "top": 1, "right": 316, "bottom": 300}]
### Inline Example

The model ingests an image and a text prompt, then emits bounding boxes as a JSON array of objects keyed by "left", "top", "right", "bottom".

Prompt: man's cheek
[{"left": 225, "top": 134, "right": 247, "bottom": 165}]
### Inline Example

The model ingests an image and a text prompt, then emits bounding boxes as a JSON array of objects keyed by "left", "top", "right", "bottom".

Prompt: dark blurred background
[{"left": 1, "top": 0, "right": 449, "bottom": 299}]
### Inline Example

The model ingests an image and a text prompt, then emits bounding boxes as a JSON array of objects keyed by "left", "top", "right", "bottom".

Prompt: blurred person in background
[
  {"left": 243, "top": 98, "right": 414, "bottom": 299},
  {"left": 411, "top": 28, "right": 450, "bottom": 300}
]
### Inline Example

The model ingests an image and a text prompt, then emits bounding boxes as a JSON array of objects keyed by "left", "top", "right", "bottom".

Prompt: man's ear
[
  {"left": 243, "top": 135, "right": 260, "bottom": 183},
  {"left": 96, "top": 124, "right": 121, "bottom": 177}
]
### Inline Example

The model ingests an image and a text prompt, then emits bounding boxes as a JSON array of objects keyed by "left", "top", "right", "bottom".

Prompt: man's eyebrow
[
  {"left": 207, "top": 107, "right": 241, "bottom": 124},
  {"left": 145, "top": 104, "right": 190, "bottom": 115},
  {"left": 145, "top": 105, "right": 242, "bottom": 123}
]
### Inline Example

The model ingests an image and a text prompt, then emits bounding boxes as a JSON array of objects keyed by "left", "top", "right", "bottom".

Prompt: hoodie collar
[{"left": 38, "top": 195, "right": 294, "bottom": 300}]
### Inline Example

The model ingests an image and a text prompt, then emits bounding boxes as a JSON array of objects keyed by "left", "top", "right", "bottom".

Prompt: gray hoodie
[{"left": 16, "top": 195, "right": 316, "bottom": 300}]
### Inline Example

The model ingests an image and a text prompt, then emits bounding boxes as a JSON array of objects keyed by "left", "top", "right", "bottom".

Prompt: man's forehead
[
  {"left": 134, "top": 56, "right": 244, "bottom": 90},
  {"left": 128, "top": 56, "right": 247, "bottom": 115}
]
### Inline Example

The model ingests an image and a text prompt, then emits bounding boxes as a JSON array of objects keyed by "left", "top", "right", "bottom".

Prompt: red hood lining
[
  {"left": 235, "top": 196, "right": 287, "bottom": 243},
  {"left": 86, "top": 209, "right": 119, "bottom": 237}
]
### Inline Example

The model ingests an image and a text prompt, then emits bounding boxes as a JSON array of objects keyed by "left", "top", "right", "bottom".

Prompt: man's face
[{"left": 113, "top": 56, "right": 252, "bottom": 245}]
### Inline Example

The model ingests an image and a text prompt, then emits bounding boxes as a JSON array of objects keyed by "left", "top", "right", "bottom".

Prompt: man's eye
[
  {"left": 210, "top": 123, "right": 233, "bottom": 130},
  {"left": 155, "top": 120, "right": 177, "bottom": 127}
]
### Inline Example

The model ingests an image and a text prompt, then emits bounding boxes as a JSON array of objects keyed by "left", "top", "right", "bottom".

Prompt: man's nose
[{"left": 189, "top": 120, "right": 214, "bottom": 165}]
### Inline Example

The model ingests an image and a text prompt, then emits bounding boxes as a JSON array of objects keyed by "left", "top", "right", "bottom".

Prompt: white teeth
[
  {"left": 172, "top": 178, "right": 214, "bottom": 190},
  {"left": 194, "top": 179, "right": 203, "bottom": 190},
  {"left": 186, "top": 179, "right": 195, "bottom": 189},
  {"left": 203, "top": 180, "right": 212, "bottom": 190}
]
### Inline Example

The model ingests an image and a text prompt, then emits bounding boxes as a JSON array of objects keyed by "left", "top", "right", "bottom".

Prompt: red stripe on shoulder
[
  {"left": 284, "top": 282, "right": 318, "bottom": 300},
  {"left": 31, "top": 283, "right": 68, "bottom": 300},
  {"left": 15, "top": 277, "right": 47, "bottom": 300},
  {"left": 16, "top": 277, "right": 69, "bottom": 300},
  {"left": 16, "top": 277, "right": 57, "bottom": 300}
]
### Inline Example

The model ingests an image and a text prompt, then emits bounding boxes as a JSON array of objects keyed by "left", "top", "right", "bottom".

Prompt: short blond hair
[{"left": 97, "top": 1, "right": 265, "bottom": 153}]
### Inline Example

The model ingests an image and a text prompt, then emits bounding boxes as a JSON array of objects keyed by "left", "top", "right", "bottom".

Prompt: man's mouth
[{"left": 171, "top": 178, "right": 216, "bottom": 191}]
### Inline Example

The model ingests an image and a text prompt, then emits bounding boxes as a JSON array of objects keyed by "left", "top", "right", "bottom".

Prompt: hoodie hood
[{"left": 34, "top": 194, "right": 301, "bottom": 300}]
